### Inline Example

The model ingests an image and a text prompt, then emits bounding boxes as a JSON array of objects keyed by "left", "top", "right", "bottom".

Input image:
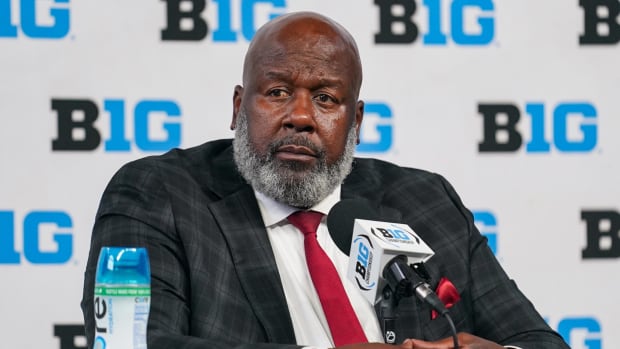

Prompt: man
[{"left": 81, "top": 11, "right": 569, "bottom": 349}]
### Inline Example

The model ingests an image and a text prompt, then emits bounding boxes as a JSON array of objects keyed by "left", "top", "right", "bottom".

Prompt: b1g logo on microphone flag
[
  {"left": 352, "top": 234, "right": 376, "bottom": 289},
  {"left": 348, "top": 219, "right": 434, "bottom": 304}
]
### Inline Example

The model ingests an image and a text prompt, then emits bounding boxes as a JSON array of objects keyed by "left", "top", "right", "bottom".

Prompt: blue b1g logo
[
  {"left": 354, "top": 238, "right": 371, "bottom": 281},
  {"left": 549, "top": 317, "right": 602, "bottom": 349},
  {"left": 0, "top": 0, "right": 70, "bottom": 39},
  {"left": 161, "top": 0, "right": 287, "bottom": 42},
  {"left": 358, "top": 102, "right": 393, "bottom": 153},
  {"left": 51, "top": 98, "right": 182, "bottom": 152},
  {"left": 473, "top": 210, "right": 497, "bottom": 255},
  {"left": 374, "top": 0, "right": 495, "bottom": 45},
  {"left": 375, "top": 227, "right": 411, "bottom": 241},
  {"left": 478, "top": 102, "right": 598, "bottom": 153},
  {"left": 0, "top": 210, "right": 73, "bottom": 264}
]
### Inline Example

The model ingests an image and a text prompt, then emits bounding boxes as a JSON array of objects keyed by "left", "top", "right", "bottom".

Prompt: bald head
[{"left": 242, "top": 12, "right": 363, "bottom": 96}]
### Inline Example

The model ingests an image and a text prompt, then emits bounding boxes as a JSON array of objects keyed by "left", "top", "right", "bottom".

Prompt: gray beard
[{"left": 233, "top": 110, "right": 357, "bottom": 208}]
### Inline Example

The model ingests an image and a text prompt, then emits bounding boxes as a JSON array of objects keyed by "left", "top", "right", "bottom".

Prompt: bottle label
[{"left": 94, "top": 286, "right": 151, "bottom": 349}]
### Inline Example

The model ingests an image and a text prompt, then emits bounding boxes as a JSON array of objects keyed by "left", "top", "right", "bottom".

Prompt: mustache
[{"left": 268, "top": 135, "right": 326, "bottom": 159}]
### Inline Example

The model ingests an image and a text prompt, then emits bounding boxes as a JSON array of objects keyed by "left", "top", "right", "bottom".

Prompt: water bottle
[{"left": 94, "top": 247, "right": 151, "bottom": 349}]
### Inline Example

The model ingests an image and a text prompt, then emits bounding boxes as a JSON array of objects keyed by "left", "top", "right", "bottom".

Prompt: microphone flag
[{"left": 347, "top": 219, "right": 434, "bottom": 304}]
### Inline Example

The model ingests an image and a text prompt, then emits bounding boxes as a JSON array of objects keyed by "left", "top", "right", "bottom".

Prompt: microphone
[
  {"left": 327, "top": 199, "right": 459, "bottom": 347},
  {"left": 327, "top": 199, "right": 435, "bottom": 305}
]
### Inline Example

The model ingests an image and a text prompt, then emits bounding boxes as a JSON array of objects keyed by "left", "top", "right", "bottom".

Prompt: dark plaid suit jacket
[{"left": 81, "top": 139, "right": 569, "bottom": 349}]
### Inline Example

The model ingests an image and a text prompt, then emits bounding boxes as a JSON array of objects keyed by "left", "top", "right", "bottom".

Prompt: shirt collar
[{"left": 254, "top": 186, "right": 342, "bottom": 227}]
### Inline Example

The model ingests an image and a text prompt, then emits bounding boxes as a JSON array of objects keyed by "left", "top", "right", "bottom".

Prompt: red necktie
[{"left": 288, "top": 210, "right": 368, "bottom": 346}]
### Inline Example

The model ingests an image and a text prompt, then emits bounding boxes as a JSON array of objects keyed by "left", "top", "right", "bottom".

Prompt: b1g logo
[
  {"left": 548, "top": 317, "right": 602, "bottom": 349},
  {"left": 582, "top": 209, "right": 619, "bottom": 259},
  {"left": 478, "top": 102, "right": 598, "bottom": 153},
  {"left": 0, "top": 210, "right": 72, "bottom": 264},
  {"left": 161, "top": 0, "right": 286, "bottom": 41},
  {"left": 579, "top": 0, "right": 620, "bottom": 45},
  {"left": 358, "top": 102, "right": 393, "bottom": 153},
  {"left": 374, "top": 0, "right": 495, "bottom": 45},
  {"left": 51, "top": 98, "right": 182, "bottom": 152},
  {"left": 353, "top": 236, "right": 374, "bottom": 287},
  {"left": 0, "top": 0, "right": 70, "bottom": 39},
  {"left": 372, "top": 226, "right": 417, "bottom": 243},
  {"left": 473, "top": 210, "right": 497, "bottom": 255},
  {"left": 54, "top": 324, "right": 86, "bottom": 349}
]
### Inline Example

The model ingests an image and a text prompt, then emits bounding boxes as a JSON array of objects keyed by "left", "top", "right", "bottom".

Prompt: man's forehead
[
  {"left": 242, "top": 12, "right": 362, "bottom": 92},
  {"left": 248, "top": 48, "right": 355, "bottom": 89},
  {"left": 253, "top": 39, "right": 347, "bottom": 65},
  {"left": 260, "top": 68, "right": 346, "bottom": 88},
  {"left": 255, "top": 22, "right": 345, "bottom": 53},
  {"left": 255, "top": 12, "right": 343, "bottom": 39},
  {"left": 248, "top": 13, "right": 355, "bottom": 59}
]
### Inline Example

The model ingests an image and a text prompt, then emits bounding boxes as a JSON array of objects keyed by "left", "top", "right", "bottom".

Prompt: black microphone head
[{"left": 327, "top": 198, "right": 380, "bottom": 255}]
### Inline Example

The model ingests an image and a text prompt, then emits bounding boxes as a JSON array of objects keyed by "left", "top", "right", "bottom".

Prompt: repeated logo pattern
[{"left": 1, "top": 1, "right": 617, "bottom": 348}]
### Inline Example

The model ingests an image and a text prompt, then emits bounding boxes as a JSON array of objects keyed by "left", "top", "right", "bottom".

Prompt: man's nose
[{"left": 283, "top": 92, "right": 316, "bottom": 132}]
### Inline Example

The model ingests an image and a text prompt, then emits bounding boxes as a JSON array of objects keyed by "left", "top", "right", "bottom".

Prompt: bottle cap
[{"left": 95, "top": 247, "right": 150, "bottom": 285}]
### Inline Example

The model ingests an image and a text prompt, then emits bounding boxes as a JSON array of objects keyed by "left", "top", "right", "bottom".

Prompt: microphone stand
[
  {"left": 379, "top": 255, "right": 415, "bottom": 345},
  {"left": 382, "top": 256, "right": 460, "bottom": 348},
  {"left": 378, "top": 286, "right": 398, "bottom": 344}
]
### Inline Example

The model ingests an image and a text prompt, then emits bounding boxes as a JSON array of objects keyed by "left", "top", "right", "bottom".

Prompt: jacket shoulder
[
  {"left": 108, "top": 139, "right": 243, "bottom": 200},
  {"left": 347, "top": 157, "right": 445, "bottom": 194}
]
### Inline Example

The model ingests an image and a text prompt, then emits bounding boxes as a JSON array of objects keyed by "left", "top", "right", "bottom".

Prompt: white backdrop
[{"left": 1, "top": 0, "right": 617, "bottom": 348}]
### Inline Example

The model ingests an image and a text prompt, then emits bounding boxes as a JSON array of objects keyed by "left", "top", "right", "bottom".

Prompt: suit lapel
[{"left": 209, "top": 186, "right": 296, "bottom": 344}]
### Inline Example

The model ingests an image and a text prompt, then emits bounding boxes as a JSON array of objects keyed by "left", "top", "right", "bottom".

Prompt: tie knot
[{"left": 288, "top": 210, "right": 324, "bottom": 237}]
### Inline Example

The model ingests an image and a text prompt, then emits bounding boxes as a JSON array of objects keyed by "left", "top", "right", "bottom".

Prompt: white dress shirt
[{"left": 254, "top": 187, "right": 384, "bottom": 348}]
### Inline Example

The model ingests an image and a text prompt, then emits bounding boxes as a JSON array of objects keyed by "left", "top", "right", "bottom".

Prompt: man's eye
[
  {"left": 315, "top": 94, "right": 334, "bottom": 103},
  {"left": 268, "top": 89, "right": 288, "bottom": 97}
]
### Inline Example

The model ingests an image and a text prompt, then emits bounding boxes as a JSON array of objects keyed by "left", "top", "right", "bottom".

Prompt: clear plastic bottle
[{"left": 94, "top": 247, "right": 151, "bottom": 349}]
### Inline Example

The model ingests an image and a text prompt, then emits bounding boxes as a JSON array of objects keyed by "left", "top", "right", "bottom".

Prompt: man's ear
[
  {"left": 355, "top": 100, "right": 364, "bottom": 144},
  {"left": 231, "top": 85, "right": 244, "bottom": 130}
]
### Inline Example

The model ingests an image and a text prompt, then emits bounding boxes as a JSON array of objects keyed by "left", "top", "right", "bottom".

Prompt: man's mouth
[{"left": 275, "top": 144, "right": 318, "bottom": 162}]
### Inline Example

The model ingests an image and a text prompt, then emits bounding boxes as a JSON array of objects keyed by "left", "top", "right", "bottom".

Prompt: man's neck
[{"left": 253, "top": 186, "right": 342, "bottom": 227}]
